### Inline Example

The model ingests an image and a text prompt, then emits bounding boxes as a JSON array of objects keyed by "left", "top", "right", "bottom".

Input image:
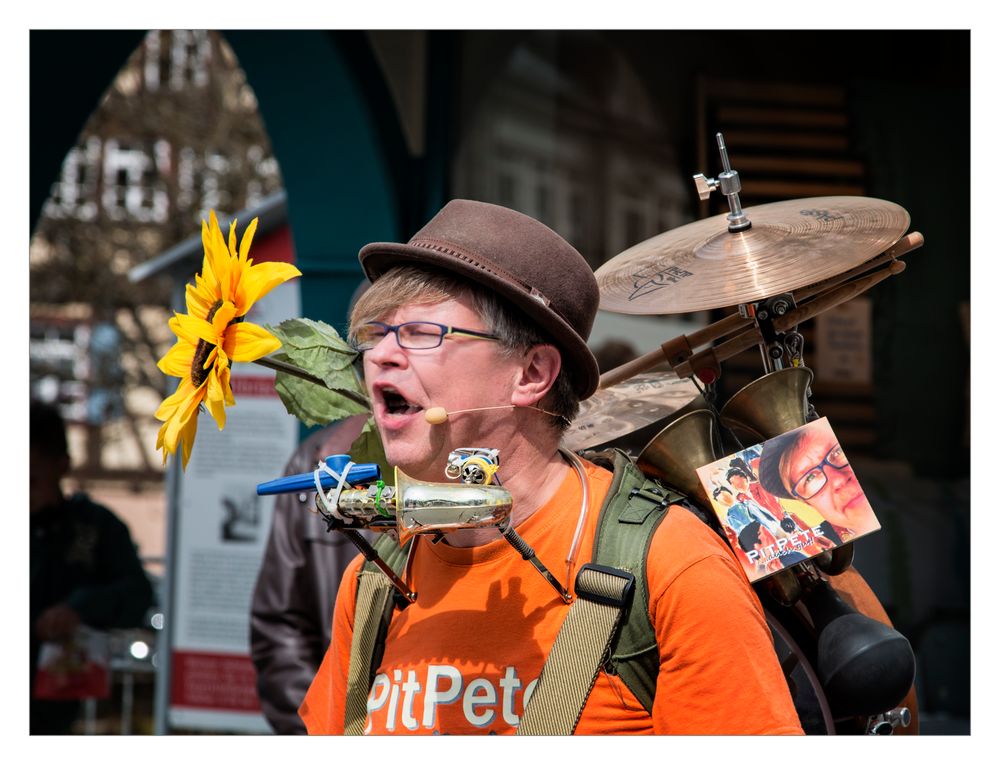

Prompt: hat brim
[{"left": 359, "top": 241, "right": 600, "bottom": 399}]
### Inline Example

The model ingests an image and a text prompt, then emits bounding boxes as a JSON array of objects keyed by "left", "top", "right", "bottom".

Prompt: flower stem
[{"left": 254, "top": 356, "right": 371, "bottom": 408}]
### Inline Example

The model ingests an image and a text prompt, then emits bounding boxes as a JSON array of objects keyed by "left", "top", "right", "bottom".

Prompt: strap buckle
[{"left": 575, "top": 564, "right": 636, "bottom": 608}]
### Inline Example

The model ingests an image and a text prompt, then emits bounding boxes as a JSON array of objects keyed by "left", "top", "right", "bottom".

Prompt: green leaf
[
  {"left": 267, "top": 318, "right": 359, "bottom": 382},
  {"left": 263, "top": 317, "right": 372, "bottom": 428},
  {"left": 270, "top": 352, "right": 370, "bottom": 427},
  {"left": 348, "top": 418, "right": 392, "bottom": 481}
]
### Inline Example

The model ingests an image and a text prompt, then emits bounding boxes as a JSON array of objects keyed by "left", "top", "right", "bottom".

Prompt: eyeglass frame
[
  {"left": 352, "top": 321, "right": 501, "bottom": 352},
  {"left": 789, "top": 444, "right": 850, "bottom": 500}
]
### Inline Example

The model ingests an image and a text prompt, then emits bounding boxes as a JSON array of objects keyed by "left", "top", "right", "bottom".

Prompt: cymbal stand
[{"left": 694, "top": 132, "right": 752, "bottom": 233}]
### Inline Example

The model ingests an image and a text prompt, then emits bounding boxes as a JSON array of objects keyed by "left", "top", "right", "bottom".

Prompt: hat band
[{"left": 408, "top": 238, "right": 554, "bottom": 310}]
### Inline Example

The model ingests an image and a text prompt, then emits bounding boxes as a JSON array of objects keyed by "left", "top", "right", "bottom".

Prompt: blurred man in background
[{"left": 30, "top": 400, "right": 154, "bottom": 734}]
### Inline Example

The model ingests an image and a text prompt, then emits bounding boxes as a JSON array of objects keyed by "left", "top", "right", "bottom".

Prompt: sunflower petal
[
  {"left": 206, "top": 211, "right": 233, "bottom": 302},
  {"left": 238, "top": 217, "right": 259, "bottom": 263},
  {"left": 225, "top": 322, "right": 282, "bottom": 362},
  {"left": 211, "top": 300, "right": 237, "bottom": 335},
  {"left": 238, "top": 261, "right": 302, "bottom": 312},
  {"left": 156, "top": 421, "right": 171, "bottom": 465},
  {"left": 219, "top": 363, "right": 235, "bottom": 406},
  {"left": 172, "top": 312, "right": 220, "bottom": 346},
  {"left": 157, "top": 338, "right": 198, "bottom": 378},
  {"left": 160, "top": 382, "right": 204, "bottom": 446},
  {"left": 228, "top": 219, "right": 238, "bottom": 259},
  {"left": 204, "top": 367, "right": 228, "bottom": 431},
  {"left": 179, "top": 413, "right": 199, "bottom": 469},
  {"left": 185, "top": 277, "right": 218, "bottom": 320},
  {"left": 155, "top": 378, "right": 197, "bottom": 421}
]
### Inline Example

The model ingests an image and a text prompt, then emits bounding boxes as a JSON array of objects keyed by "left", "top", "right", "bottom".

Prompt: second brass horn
[
  {"left": 636, "top": 409, "right": 720, "bottom": 509},
  {"left": 718, "top": 367, "right": 814, "bottom": 443}
]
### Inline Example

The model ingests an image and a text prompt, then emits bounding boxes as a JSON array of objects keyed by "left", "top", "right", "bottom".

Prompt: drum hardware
[
  {"left": 749, "top": 292, "right": 798, "bottom": 373},
  {"left": 693, "top": 132, "right": 752, "bottom": 233},
  {"left": 762, "top": 568, "right": 803, "bottom": 607},
  {"left": 867, "top": 706, "right": 912, "bottom": 735},
  {"left": 783, "top": 331, "right": 805, "bottom": 369},
  {"left": 671, "top": 259, "right": 906, "bottom": 382}
]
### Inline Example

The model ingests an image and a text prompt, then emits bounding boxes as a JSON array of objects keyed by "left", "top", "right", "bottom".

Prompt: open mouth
[{"left": 381, "top": 387, "right": 423, "bottom": 417}]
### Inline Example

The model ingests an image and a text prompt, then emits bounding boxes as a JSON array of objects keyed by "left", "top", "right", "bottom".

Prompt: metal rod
[
  {"left": 501, "top": 525, "right": 572, "bottom": 604},
  {"left": 340, "top": 528, "right": 417, "bottom": 603}
]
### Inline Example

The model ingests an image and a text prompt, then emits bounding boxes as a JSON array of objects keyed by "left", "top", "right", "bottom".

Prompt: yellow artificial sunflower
[{"left": 155, "top": 210, "right": 301, "bottom": 468}]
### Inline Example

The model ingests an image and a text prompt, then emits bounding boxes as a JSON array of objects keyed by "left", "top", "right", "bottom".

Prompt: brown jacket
[{"left": 249, "top": 414, "right": 368, "bottom": 734}]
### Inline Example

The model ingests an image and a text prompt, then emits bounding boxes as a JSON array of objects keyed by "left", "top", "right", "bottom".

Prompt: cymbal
[
  {"left": 562, "top": 372, "right": 701, "bottom": 452},
  {"left": 596, "top": 196, "right": 910, "bottom": 314}
]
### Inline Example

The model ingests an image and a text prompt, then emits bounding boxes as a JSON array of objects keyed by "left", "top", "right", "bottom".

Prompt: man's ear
[{"left": 510, "top": 344, "right": 562, "bottom": 407}]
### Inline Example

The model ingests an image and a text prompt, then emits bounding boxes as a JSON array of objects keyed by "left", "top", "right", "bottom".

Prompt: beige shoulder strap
[
  {"left": 343, "top": 569, "right": 394, "bottom": 735},
  {"left": 517, "top": 565, "right": 635, "bottom": 735}
]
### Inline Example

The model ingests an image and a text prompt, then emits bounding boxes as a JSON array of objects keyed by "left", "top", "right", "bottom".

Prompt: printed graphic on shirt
[{"left": 364, "top": 663, "right": 539, "bottom": 734}]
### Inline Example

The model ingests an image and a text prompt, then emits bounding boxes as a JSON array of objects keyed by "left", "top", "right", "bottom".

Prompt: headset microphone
[{"left": 424, "top": 404, "right": 561, "bottom": 425}]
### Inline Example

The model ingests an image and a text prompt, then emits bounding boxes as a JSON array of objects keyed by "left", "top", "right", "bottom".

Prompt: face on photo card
[{"left": 695, "top": 417, "right": 880, "bottom": 582}]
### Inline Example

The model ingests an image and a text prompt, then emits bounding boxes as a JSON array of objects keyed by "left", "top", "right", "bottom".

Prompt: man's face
[
  {"left": 716, "top": 489, "right": 735, "bottom": 507},
  {"left": 361, "top": 296, "right": 524, "bottom": 481},
  {"left": 730, "top": 474, "right": 749, "bottom": 492},
  {"left": 783, "top": 428, "right": 870, "bottom": 527}
]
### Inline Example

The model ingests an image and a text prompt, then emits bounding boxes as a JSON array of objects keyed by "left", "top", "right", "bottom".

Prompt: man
[
  {"left": 299, "top": 200, "right": 802, "bottom": 735},
  {"left": 250, "top": 414, "right": 368, "bottom": 733},
  {"left": 30, "top": 401, "right": 154, "bottom": 734}
]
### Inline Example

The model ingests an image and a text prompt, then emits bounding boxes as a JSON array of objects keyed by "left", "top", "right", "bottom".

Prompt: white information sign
[{"left": 166, "top": 236, "right": 301, "bottom": 733}]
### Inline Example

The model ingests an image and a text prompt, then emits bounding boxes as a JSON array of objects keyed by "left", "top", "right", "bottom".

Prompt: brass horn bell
[
  {"left": 636, "top": 409, "right": 721, "bottom": 510},
  {"left": 718, "top": 366, "right": 814, "bottom": 444}
]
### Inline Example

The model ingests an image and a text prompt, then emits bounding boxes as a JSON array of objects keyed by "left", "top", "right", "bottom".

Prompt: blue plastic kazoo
[{"left": 256, "top": 455, "right": 381, "bottom": 496}]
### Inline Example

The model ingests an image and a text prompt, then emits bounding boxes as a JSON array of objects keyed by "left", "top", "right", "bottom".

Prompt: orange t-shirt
[{"left": 300, "top": 459, "right": 803, "bottom": 735}]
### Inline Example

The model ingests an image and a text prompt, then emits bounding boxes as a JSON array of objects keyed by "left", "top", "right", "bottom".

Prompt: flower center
[{"left": 190, "top": 300, "right": 245, "bottom": 387}]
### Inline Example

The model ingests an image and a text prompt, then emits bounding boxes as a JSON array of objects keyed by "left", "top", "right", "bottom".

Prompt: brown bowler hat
[{"left": 358, "top": 199, "right": 601, "bottom": 399}]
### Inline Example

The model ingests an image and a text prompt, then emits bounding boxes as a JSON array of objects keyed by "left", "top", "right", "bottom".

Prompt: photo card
[{"left": 695, "top": 417, "right": 880, "bottom": 582}]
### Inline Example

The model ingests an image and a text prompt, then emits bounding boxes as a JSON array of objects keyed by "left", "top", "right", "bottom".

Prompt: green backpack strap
[
  {"left": 590, "top": 450, "right": 685, "bottom": 714},
  {"left": 518, "top": 450, "right": 684, "bottom": 734},
  {"left": 344, "top": 534, "right": 411, "bottom": 735}
]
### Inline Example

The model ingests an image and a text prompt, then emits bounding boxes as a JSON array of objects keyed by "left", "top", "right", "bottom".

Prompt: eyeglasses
[
  {"left": 352, "top": 321, "right": 501, "bottom": 352},
  {"left": 790, "top": 444, "right": 850, "bottom": 500}
]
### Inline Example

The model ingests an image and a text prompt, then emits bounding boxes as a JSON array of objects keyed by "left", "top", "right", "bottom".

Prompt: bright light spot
[
  {"left": 151, "top": 613, "right": 164, "bottom": 630},
  {"left": 130, "top": 641, "right": 150, "bottom": 660}
]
